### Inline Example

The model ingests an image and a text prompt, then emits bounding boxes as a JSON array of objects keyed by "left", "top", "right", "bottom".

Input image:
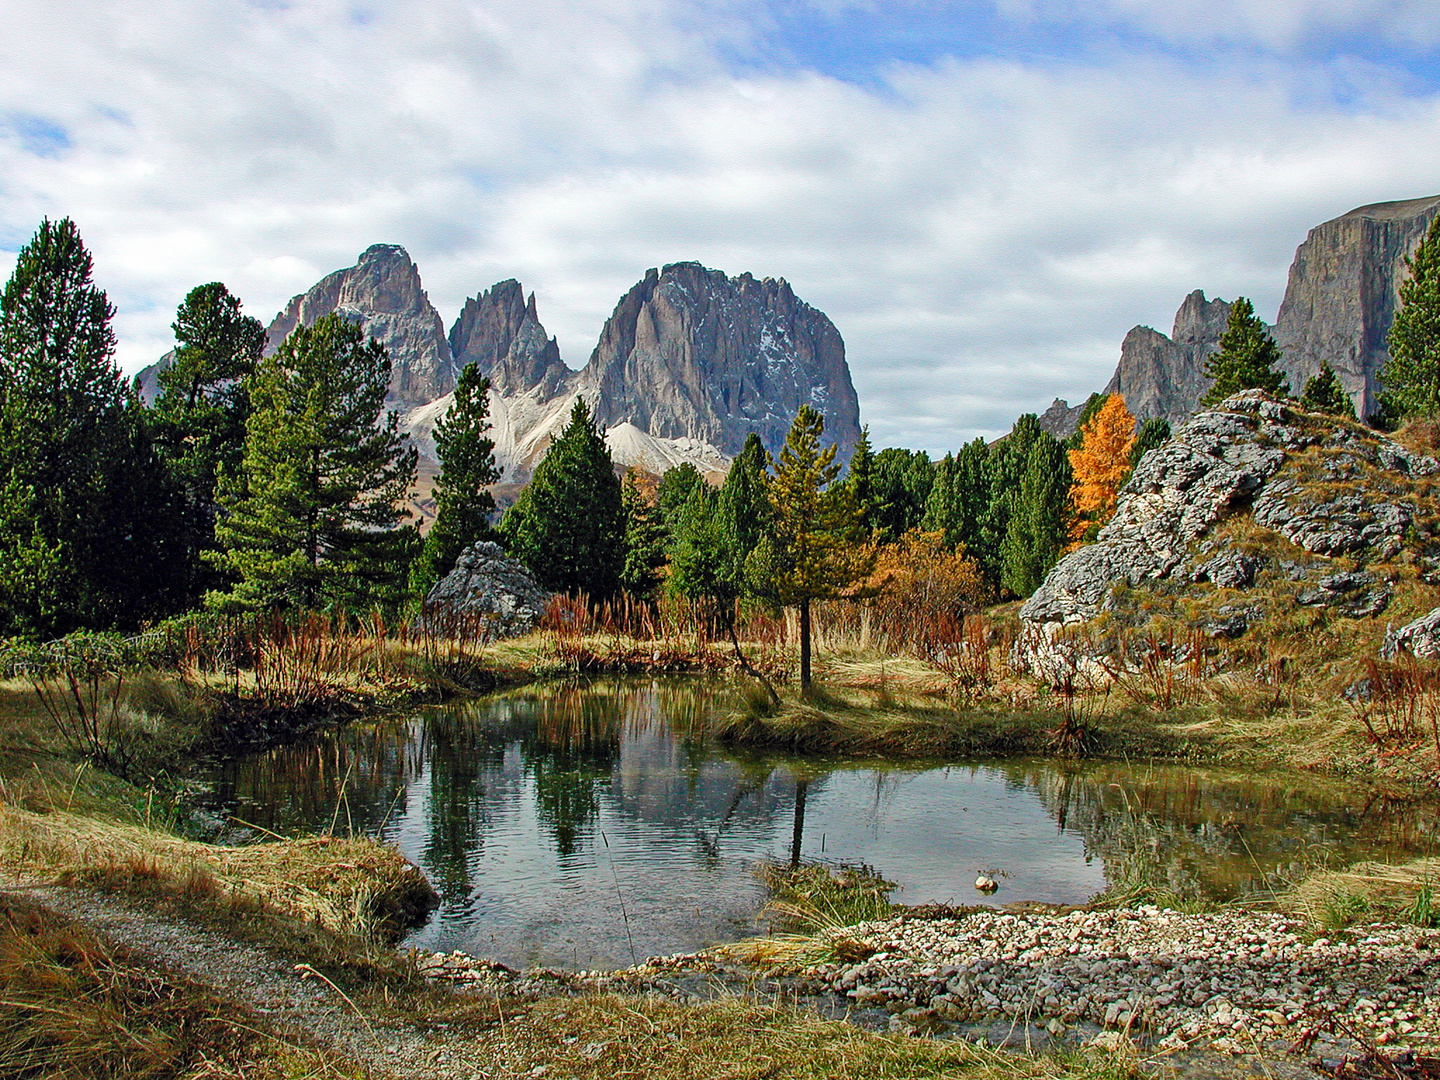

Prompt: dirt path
[{"left": 2, "top": 882, "right": 495, "bottom": 1079}]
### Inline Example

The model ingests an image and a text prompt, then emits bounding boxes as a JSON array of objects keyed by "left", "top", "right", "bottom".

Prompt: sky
[{"left": 3, "top": 1, "right": 1440, "bottom": 452}]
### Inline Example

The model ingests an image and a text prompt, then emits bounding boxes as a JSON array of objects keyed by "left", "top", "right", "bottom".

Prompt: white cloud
[{"left": 2, "top": 1, "right": 1440, "bottom": 451}]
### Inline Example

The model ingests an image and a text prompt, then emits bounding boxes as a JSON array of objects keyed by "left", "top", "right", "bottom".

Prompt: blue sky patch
[{"left": 5, "top": 113, "right": 72, "bottom": 158}]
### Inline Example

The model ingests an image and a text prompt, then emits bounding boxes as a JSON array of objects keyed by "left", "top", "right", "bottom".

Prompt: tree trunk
[{"left": 799, "top": 598, "right": 812, "bottom": 690}]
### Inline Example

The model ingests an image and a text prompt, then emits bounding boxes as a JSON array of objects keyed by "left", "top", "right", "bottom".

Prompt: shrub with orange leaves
[
  {"left": 1067, "top": 394, "right": 1136, "bottom": 543},
  {"left": 863, "top": 530, "right": 988, "bottom": 650}
]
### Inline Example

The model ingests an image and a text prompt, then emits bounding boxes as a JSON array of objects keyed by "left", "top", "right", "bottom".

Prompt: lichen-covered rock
[
  {"left": 1019, "top": 391, "right": 1438, "bottom": 662},
  {"left": 424, "top": 541, "right": 551, "bottom": 638},
  {"left": 1382, "top": 607, "right": 1440, "bottom": 660}
]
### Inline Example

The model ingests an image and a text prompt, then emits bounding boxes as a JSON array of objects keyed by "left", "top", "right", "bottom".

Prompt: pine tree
[
  {"left": 1299, "top": 362, "right": 1357, "bottom": 419},
  {"left": 151, "top": 282, "right": 265, "bottom": 606},
  {"left": 667, "top": 483, "right": 724, "bottom": 606},
  {"left": 976, "top": 414, "right": 1042, "bottom": 581},
  {"left": 1201, "top": 297, "right": 1288, "bottom": 405},
  {"left": 656, "top": 462, "right": 708, "bottom": 535},
  {"left": 0, "top": 217, "right": 175, "bottom": 635},
  {"left": 868, "top": 448, "right": 933, "bottom": 541},
  {"left": 1000, "top": 435, "right": 1072, "bottom": 598},
  {"left": 1129, "top": 417, "right": 1171, "bottom": 468},
  {"left": 413, "top": 362, "right": 500, "bottom": 597},
  {"left": 715, "top": 433, "right": 771, "bottom": 597},
  {"left": 1067, "top": 394, "right": 1136, "bottom": 543},
  {"left": 1382, "top": 214, "right": 1440, "bottom": 419},
  {"left": 846, "top": 426, "right": 875, "bottom": 534},
  {"left": 207, "top": 313, "right": 418, "bottom": 613},
  {"left": 765, "top": 405, "right": 871, "bottom": 689},
  {"left": 500, "top": 398, "right": 624, "bottom": 598},
  {"left": 620, "top": 469, "right": 667, "bottom": 599},
  {"left": 920, "top": 453, "right": 957, "bottom": 542}
]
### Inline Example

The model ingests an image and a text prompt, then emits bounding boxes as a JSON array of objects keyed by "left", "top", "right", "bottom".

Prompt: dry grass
[
  {"left": 0, "top": 804, "right": 436, "bottom": 944},
  {"left": 0, "top": 893, "right": 358, "bottom": 1080},
  {"left": 1281, "top": 856, "right": 1440, "bottom": 929},
  {"left": 425, "top": 992, "right": 1143, "bottom": 1080}
]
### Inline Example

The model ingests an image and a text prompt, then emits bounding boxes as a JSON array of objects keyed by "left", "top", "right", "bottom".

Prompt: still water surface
[{"left": 205, "top": 679, "right": 1440, "bottom": 970}]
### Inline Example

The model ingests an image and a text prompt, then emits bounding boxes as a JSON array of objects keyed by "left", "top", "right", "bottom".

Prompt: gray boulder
[
  {"left": 424, "top": 541, "right": 551, "bottom": 638},
  {"left": 1020, "top": 391, "right": 1435, "bottom": 647},
  {"left": 1381, "top": 607, "right": 1440, "bottom": 660}
]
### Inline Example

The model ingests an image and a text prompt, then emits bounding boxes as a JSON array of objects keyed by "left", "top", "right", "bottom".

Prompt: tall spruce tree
[
  {"left": 846, "top": 426, "right": 875, "bottom": 533},
  {"left": 765, "top": 405, "right": 871, "bottom": 689},
  {"left": 869, "top": 448, "right": 933, "bottom": 541},
  {"left": 500, "top": 398, "right": 624, "bottom": 598},
  {"left": 1299, "top": 362, "right": 1357, "bottom": 419},
  {"left": 716, "top": 432, "right": 771, "bottom": 596},
  {"left": 414, "top": 361, "right": 500, "bottom": 597},
  {"left": 1381, "top": 213, "right": 1440, "bottom": 419},
  {"left": 975, "top": 414, "right": 1042, "bottom": 583},
  {"left": 1201, "top": 297, "right": 1288, "bottom": 405},
  {"left": 0, "top": 217, "right": 175, "bottom": 635},
  {"left": 656, "top": 462, "right": 708, "bottom": 535},
  {"left": 151, "top": 282, "right": 265, "bottom": 606},
  {"left": 1000, "top": 435, "right": 1072, "bottom": 598},
  {"left": 207, "top": 313, "right": 418, "bottom": 613},
  {"left": 620, "top": 469, "right": 667, "bottom": 599}
]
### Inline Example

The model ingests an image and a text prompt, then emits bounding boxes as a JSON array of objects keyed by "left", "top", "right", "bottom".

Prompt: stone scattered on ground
[
  {"left": 1383, "top": 606, "right": 1440, "bottom": 660},
  {"left": 423, "top": 540, "right": 551, "bottom": 638},
  {"left": 788, "top": 907, "right": 1438, "bottom": 1053}
]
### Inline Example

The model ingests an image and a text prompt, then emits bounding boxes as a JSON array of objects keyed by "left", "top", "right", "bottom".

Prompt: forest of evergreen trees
[{"left": 14, "top": 215, "right": 1350, "bottom": 649}]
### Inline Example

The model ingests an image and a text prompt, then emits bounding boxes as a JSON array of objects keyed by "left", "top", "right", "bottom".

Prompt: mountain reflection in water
[{"left": 205, "top": 679, "right": 1440, "bottom": 970}]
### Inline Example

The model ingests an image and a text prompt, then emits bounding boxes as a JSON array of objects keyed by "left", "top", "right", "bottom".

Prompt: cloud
[{"left": 1, "top": 1, "right": 1440, "bottom": 452}]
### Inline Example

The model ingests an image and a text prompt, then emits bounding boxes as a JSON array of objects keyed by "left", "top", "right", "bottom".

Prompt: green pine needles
[
  {"left": 499, "top": 398, "right": 624, "bottom": 599},
  {"left": 1381, "top": 213, "right": 1440, "bottom": 420},
  {"left": 1200, "top": 297, "right": 1288, "bottom": 406},
  {"left": 206, "top": 313, "right": 419, "bottom": 613},
  {"left": 1300, "top": 362, "right": 1357, "bottom": 419},
  {"left": 413, "top": 361, "right": 500, "bottom": 597}
]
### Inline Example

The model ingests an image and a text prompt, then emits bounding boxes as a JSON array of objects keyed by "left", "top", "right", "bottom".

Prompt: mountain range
[
  {"left": 1041, "top": 193, "right": 1440, "bottom": 437},
  {"left": 139, "top": 249, "right": 862, "bottom": 485}
]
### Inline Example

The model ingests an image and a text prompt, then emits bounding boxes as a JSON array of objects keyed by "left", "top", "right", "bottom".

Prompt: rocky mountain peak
[
  {"left": 1273, "top": 193, "right": 1440, "bottom": 420},
  {"left": 1171, "top": 289, "right": 1232, "bottom": 346},
  {"left": 585, "top": 261, "right": 861, "bottom": 457},
  {"left": 448, "top": 279, "right": 573, "bottom": 399},
  {"left": 265, "top": 244, "right": 454, "bottom": 406}
]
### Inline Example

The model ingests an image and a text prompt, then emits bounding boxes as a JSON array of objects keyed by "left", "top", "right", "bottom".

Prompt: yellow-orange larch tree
[{"left": 1067, "top": 394, "right": 1136, "bottom": 544}]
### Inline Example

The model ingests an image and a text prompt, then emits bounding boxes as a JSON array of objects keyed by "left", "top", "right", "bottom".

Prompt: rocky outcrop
[
  {"left": 1038, "top": 398, "right": 1085, "bottom": 440},
  {"left": 584, "top": 262, "right": 861, "bottom": 458},
  {"left": 424, "top": 541, "right": 550, "bottom": 638},
  {"left": 1382, "top": 607, "right": 1440, "bottom": 660},
  {"left": 266, "top": 244, "right": 455, "bottom": 407},
  {"left": 448, "top": 280, "right": 574, "bottom": 399},
  {"left": 1103, "top": 291, "right": 1236, "bottom": 426},
  {"left": 1018, "top": 391, "right": 1438, "bottom": 655},
  {"left": 1273, "top": 194, "right": 1440, "bottom": 421}
]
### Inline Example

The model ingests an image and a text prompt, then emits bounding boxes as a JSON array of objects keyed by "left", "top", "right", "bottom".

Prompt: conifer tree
[
  {"left": 1000, "top": 436, "right": 1072, "bottom": 598},
  {"left": 1129, "top": 417, "right": 1171, "bottom": 468},
  {"left": 765, "top": 405, "right": 871, "bottom": 689},
  {"left": 1067, "top": 394, "right": 1136, "bottom": 543},
  {"left": 413, "top": 362, "right": 499, "bottom": 596},
  {"left": 870, "top": 448, "right": 933, "bottom": 541},
  {"left": 500, "top": 398, "right": 624, "bottom": 598},
  {"left": 207, "top": 313, "right": 418, "bottom": 613},
  {"left": 846, "top": 426, "right": 875, "bottom": 533},
  {"left": 0, "top": 217, "right": 175, "bottom": 635},
  {"left": 666, "top": 483, "right": 723, "bottom": 606},
  {"left": 715, "top": 432, "right": 771, "bottom": 596},
  {"left": 976, "top": 414, "right": 1042, "bottom": 579},
  {"left": 656, "top": 462, "right": 707, "bottom": 535},
  {"left": 151, "top": 282, "right": 265, "bottom": 606},
  {"left": 920, "top": 453, "right": 957, "bottom": 543},
  {"left": 1299, "top": 362, "right": 1357, "bottom": 419},
  {"left": 620, "top": 469, "right": 667, "bottom": 599},
  {"left": 1381, "top": 213, "right": 1440, "bottom": 419},
  {"left": 1201, "top": 297, "right": 1288, "bottom": 405}
]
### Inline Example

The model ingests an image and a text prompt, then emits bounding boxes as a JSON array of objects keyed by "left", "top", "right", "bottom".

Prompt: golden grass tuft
[
  {"left": 1281, "top": 856, "right": 1440, "bottom": 929},
  {"left": 0, "top": 804, "right": 436, "bottom": 942}
]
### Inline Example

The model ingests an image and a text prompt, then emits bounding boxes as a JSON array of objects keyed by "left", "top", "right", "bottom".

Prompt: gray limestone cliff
[
  {"left": 583, "top": 262, "right": 861, "bottom": 457},
  {"left": 265, "top": 244, "right": 455, "bottom": 407},
  {"left": 448, "top": 280, "right": 574, "bottom": 399},
  {"left": 1104, "top": 290, "right": 1236, "bottom": 426},
  {"left": 1273, "top": 194, "right": 1440, "bottom": 421}
]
